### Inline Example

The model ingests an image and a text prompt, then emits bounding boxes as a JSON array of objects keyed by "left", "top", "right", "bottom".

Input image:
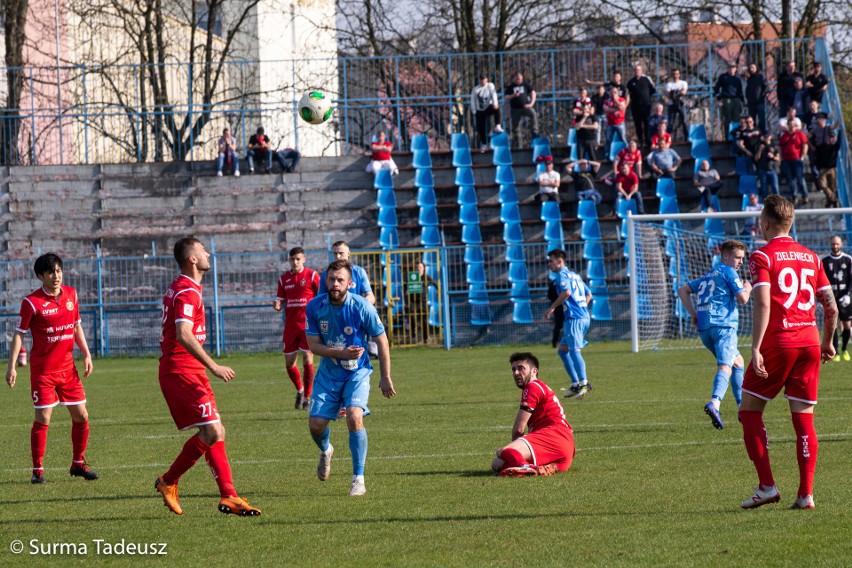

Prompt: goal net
[{"left": 627, "top": 207, "right": 852, "bottom": 352}]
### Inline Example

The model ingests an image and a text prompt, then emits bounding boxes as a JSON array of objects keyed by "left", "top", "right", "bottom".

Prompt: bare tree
[{"left": 1, "top": 0, "right": 28, "bottom": 164}]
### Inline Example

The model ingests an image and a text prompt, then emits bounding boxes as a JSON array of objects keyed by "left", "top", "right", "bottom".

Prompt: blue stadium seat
[
  {"left": 688, "top": 124, "right": 708, "bottom": 141},
  {"left": 373, "top": 168, "right": 394, "bottom": 190},
  {"left": 379, "top": 227, "right": 399, "bottom": 249},
  {"left": 505, "top": 244, "right": 526, "bottom": 262},
  {"left": 421, "top": 225, "right": 441, "bottom": 247},
  {"left": 589, "top": 282, "right": 609, "bottom": 296},
  {"left": 577, "top": 199, "right": 598, "bottom": 221},
  {"left": 586, "top": 259, "right": 607, "bottom": 280},
  {"left": 416, "top": 185, "right": 436, "bottom": 206},
  {"left": 451, "top": 133, "right": 470, "bottom": 150},
  {"left": 739, "top": 174, "right": 758, "bottom": 196},
  {"left": 495, "top": 165, "right": 516, "bottom": 185},
  {"left": 616, "top": 197, "right": 637, "bottom": 219},
  {"left": 659, "top": 196, "right": 680, "bottom": 215},
  {"left": 691, "top": 139, "right": 711, "bottom": 160},
  {"left": 567, "top": 129, "right": 577, "bottom": 146},
  {"left": 418, "top": 205, "right": 438, "bottom": 226},
  {"left": 503, "top": 222, "right": 524, "bottom": 244},
  {"left": 532, "top": 141, "right": 552, "bottom": 163},
  {"left": 583, "top": 240, "right": 604, "bottom": 260},
  {"left": 412, "top": 150, "right": 432, "bottom": 169},
  {"left": 452, "top": 148, "right": 473, "bottom": 168},
  {"left": 591, "top": 296, "right": 612, "bottom": 320},
  {"left": 492, "top": 146, "right": 513, "bottom": 166},
  {"left": 541, "top": 201, "right": 562, "bottom": 222},
  {"left": 377, "top": 188, "right": 397, "bottom": 208},
  {"left": 512, "top": 300, "right": 535, "bottom": 324},
  {"left": 655, "top": 177, "right": 676, "bottom": 198},
  {"left": 490, "top": 132, "right": 509, "bottom": 148},
  {"left": 609, "top": 140, "right": 626, "bottom": 162},
  {"left": 705, "top": 216, "right": 724, "bottom": 236},
  {"left": 569, "top": 144, "right": 579, "bottom": 161},
  {"left": 464, "top": 246, "right": 484, "bottom": 264},
  {"left": 457, "top": 184, "right": 477, "bottom": 205},
  {"left": 428, "top": 304, "right": 441, "bottom": 327},
  {"left": 459, "top": 203, "right": 480, "bottom": 225},
  {"left": 466, "top": 262, "right": 487, "bottom": 285},
  {"left": 510, "top": 281, "right": 531, "bottom": 299},
  {"left": 377, "top": 206, "right": 398, "bottom": 227},
  {"left": 735, "top": 156, "right": 750, "bottom": 176},
  {"left": 461, "top": 224, "right": 482, "bottom": 245},
  {"left": 580, "top": 219, "right": 601, "bottom": 240},
  {"left": 468, "top": 283, "right": 489, "bottom": 305},
  {"left": 728, "top": 121, "right": 739, "bottom": 141},
  {"left": 470, "top": 303, "right": 492, "bottom": 326},
  {"left": 620, "top": 220, "right": 629, "bottom": 240},
  {"left": 536, "top": 162, "right": 547, "bottom": 177},
  {"left": 454, "top": 167, "right": 475, "bottom": 186},
  {"left": 544, "top": 220, "right": 565, "bottom": 244},
  {"left": 415, "top": 168, "right": 434, "bottom": 188},
  {"left": 531, "top": 135, "right": 548, "bottom": 146},
  {"left": 411, "top": 134, "right": 430, "bottom": 152},
  {"left": 508, "top": 261, "right": 529, "bottom": 283},
  {"left": 422, "top": 250, "right": 439, "bottom": 265},
  {"left": 500, "top": 202, "right": 521, "bottom": 223},
  {"left": 498, "top": 184, "right": 518, "bottom": 204}
]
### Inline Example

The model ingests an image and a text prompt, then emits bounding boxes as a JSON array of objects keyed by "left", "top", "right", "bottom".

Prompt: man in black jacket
[
  {"left": 746, "top": 63, "right": 768, "bottom": 134},
  {"left": 714, "top": 63, "right": 745, "bottom": 140},
  {"left": 626, "top": 63, "right": 656, "bottom": 147}
]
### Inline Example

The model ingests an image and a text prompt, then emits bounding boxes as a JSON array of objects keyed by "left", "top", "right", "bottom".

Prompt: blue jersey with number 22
[{"left": 687, "top": 263, "right": 745, "bottom": 331}]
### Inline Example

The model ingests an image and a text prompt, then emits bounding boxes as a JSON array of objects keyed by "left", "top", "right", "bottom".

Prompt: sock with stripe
[
  {"left": 739, "top": 410, "right": 775, "bottom": 489},
  {"left": 791, "top": 412, "right": 818, "bottom": 498},
  {"left": 205, "top": 440, "right": 237, "bottom": 498}
]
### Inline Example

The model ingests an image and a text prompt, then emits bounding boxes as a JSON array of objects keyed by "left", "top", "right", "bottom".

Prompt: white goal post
[{"left": 626, "top": 207, "right": 852, "bottom": 353}]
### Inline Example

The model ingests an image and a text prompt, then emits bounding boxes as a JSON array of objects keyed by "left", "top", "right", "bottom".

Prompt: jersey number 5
[{"left": 778, "top": 267, "right": 815, "bottom": 310}]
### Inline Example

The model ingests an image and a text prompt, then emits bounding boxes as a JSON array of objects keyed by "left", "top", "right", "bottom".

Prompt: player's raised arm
[
  {"left": 816, "top": 286, "right": 838, "bottom": 362},
  {"left": 176, "top": 321, "right": 234, "bottom": 382}
]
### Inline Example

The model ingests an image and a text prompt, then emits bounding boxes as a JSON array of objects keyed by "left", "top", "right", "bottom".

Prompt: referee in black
[{"left": 823, "top": 235, "right": 852, "bottom": 361}]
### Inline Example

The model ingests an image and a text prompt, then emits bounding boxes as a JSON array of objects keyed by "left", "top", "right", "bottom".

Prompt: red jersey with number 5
[
  {"left": 276, "top": 268, "right": 320, "bottom": 330},
  {"left": 749, "top": 236, "right": 831, "bottom": 347},
  {"left": 520, "top": 379, "right": 573, "bottom": 433},
  {"left": 160, "top": 274, "right": 206, "bottom": 374}
]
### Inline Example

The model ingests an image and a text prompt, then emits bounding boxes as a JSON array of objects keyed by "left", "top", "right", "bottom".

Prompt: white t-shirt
[
  {"left": 471, "top": 83, "right": 499, "bottom": 113},
  {"left": 538, "top": 171, "right": 561, "bottom": 195},
  {"left": 665, "top": 80, "right": 688, "bottom": 96}
]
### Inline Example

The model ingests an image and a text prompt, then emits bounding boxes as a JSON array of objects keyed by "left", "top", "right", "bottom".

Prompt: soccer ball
[{"left": 298, "top": 91, "right": 333, "bottom": 125}]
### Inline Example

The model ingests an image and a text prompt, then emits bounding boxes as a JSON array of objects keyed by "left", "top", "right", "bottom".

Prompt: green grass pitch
[{"left": 2, "top": 342, "right": 850, "bottom": 566}]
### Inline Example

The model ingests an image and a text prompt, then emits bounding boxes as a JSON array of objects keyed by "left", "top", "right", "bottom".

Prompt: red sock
[
  {"left": 303, "top": 363, "right": 315, "bottom": 398},
  {"left": 205, "top": 441, "right": 237, "bottom": 498},
  {"left": 31, "top": 422, "right": 49, "bottom": 470},
  {"left": 739, "top": 410, "right": 775, "bottom": 488},
  {"left": 162, "top": 434, "right": 209, "bottom": 485},
  {"left": 71, "top": 420, "right": 89, "bottom": 464},
  {"left": 791, "top": 412, "right": 818, "bottom": 498},
  {"left": 287, "top": 365, "right": 303, "bottom": 392},
  {"left": 498, "top": 448, "right": 526, "bottom": 469}
]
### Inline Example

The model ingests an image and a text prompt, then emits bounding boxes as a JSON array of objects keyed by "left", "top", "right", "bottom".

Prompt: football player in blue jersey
[
  {"left": 544, "top": 249, "right": 594, "bottom": 400},
  {"left": 678, "top": 240, "right": 752, "bottom": 430},
  {"left": 306, "top": 260, "right": 396, "bottom": 496}
]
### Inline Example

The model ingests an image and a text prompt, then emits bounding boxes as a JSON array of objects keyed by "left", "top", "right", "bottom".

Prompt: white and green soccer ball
[{"left": 298, "top": 91, "right": 333, "bottom": 125}]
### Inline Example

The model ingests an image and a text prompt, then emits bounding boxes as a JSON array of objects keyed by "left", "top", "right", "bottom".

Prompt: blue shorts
[
  {"left": 309, "top": 368, "right": 372, "bottom": 420},
  {"left": 561, "top": 317, "right": 590, "bottom": 350},
  {"left": 699, "top": 327, "right": 740, "bottom": 367}
]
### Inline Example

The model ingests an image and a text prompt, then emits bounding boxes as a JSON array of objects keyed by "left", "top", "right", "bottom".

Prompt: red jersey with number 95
[
  {"left": 749, "top": 236, "right": 831, "bottom": 347},
  {"left": 160, "top": 275, "right": 206, "bottom": 374},
  {"left": 520, "top": 379, "right": 573, "bottom": 433}
]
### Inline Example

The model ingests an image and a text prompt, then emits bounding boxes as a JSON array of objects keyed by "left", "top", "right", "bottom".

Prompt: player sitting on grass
[
  {"left": 677, "top": 240, "right": 752, "bottom": 430},
  {"left": 491, "top": 352, "right": 575, "bottom": 477}
]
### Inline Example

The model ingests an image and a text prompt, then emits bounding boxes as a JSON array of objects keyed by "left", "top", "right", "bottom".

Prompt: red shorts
[
  {"left": 283, "top": 324, "right": 310, "bottom": 354},
  {"left": 159, "top": 370, "right": 220, "bottom": 431},
  {"left": 743, "top": 344, "right": 821, "bottom": 405},
  {"left": 31, "top": 367, "right": 86, "bottom": 409},
  {"left": 519, "top": 426, "right": 575, "bottom": 471}
]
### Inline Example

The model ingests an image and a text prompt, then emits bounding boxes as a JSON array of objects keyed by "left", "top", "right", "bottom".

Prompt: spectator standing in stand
[
  {"left": 714, "top": 63, "right": 745, "bottom": 140},
  {"left": 746, "top": 63, "right": 768, "bottom": 134},
  {"left": 626, "top": 63, "right": 656, "bottom": 148},
  {"left": 777, "top": 60, "right": 804, "bottom": 115},
  {"left": 805, "top": 61, "right": 829, "bottom": 105},
  {"left": 505, "top": 72, "right": 539, "bottom": 147},
  {"left": 470, "top": 74, "right": 503, "bottom": 153},
  {"left": 664, "top": 69, "right": 689, "bottom": 141}
]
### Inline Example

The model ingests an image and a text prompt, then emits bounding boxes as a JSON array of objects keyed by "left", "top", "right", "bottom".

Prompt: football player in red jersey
[
  {"left": 739, "top": 195, "right": 837, "bottom": 510},
  {"left": 274, "top": 246, "right": 320, "bottom": 410},
  {"left": 5, "top": 253, "right": 97, "bottom": 484},
  {"left": 154, "top": 238, "right": 260, "bottom": 517},
  {"left": 491, "top": 352, "right": 575, "bottom": 477}
]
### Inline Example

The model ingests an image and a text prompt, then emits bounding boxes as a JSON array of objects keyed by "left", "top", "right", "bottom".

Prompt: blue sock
[
  {"left": 730, "top": 366, "right": 744, "bottom": 405},
  {"left": 349, "top": 428, "right": 368, "bottom": 476},
  {"left": 568, "top": 350, "right": 587, "bottom": 383},
  {"left": 311, "top": 426, "right": 330, "bottom": 453},
  {"left": 711, "top": 369, "right": 731, "bottom": 402},
  {"left": 558, "top": 349, "right": 578, "bottom": 383}
]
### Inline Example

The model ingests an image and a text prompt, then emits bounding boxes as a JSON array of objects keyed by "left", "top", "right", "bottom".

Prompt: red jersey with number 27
[
  {"left": 749, "top": 236, "right": 831, "bottom": 347},
  {"left": 160, "top": 275, "right": 206, "bottom": 374},
  {"left": 520, "top": 379, "right": 573, "bottom": 433},
  {"left": 276, "top": 268, "right": 320, "bottom": 330}
]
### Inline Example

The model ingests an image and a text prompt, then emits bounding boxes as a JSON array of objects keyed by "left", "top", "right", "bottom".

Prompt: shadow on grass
[{"left": 400, "top": 470, "right": 495, "bottom": 478}]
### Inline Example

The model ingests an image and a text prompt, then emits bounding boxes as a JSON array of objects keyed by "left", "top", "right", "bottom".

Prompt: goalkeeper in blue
[
  {"left": 677, "top": 240, "right": 752, "bottom": 430},
  {"left": 544, "top": 249, "right": 593, "bottom": 400}
]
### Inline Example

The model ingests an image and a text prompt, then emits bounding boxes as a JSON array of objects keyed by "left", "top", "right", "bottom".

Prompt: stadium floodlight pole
[{"left": 627, "top": 211, "right": 639, "bottom": 353}]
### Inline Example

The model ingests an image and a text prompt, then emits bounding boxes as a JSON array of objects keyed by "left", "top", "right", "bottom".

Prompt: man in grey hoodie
[{"left": 471, "top": 74, "right": 504, "bottom": 152}]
